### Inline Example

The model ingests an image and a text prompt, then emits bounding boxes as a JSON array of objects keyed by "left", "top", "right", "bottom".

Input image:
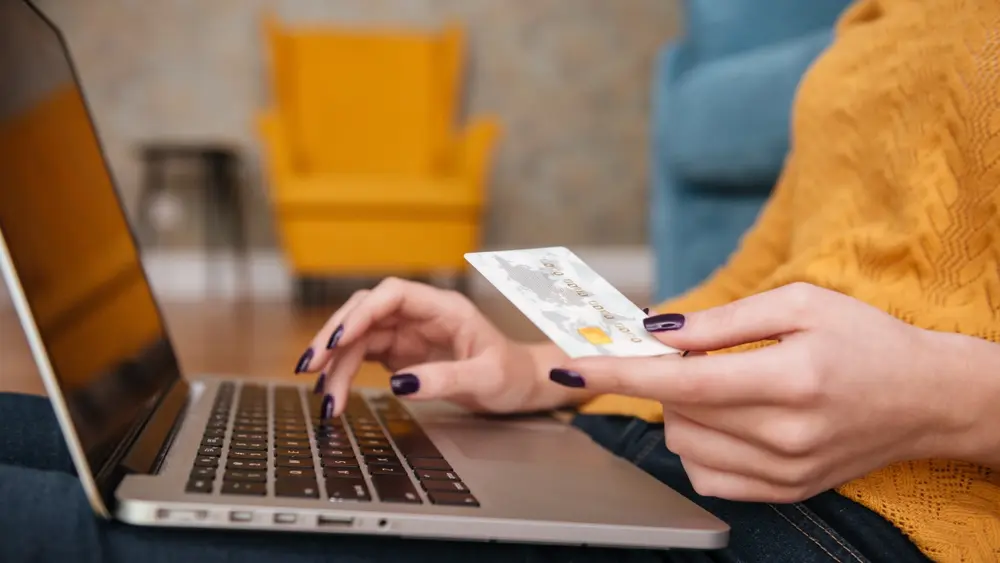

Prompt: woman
[
  {"left": 3, "top": 0, "right": 998, "bottom": 561},
  {"left": 297, "top": 0, "right": 1000, "bottom": 560}
]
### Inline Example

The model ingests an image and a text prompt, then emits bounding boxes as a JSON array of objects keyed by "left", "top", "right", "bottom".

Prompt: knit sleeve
[{"left": 654, "top": 155, "right": 797, "bottom": 314}]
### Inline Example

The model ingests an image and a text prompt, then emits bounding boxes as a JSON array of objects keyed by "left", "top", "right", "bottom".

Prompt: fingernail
[
  {"left": 390, "top": 373, "right": 420, "bottom": 396},
  {"left": 644, "top": 313, "right": 685, "bottom": 332},
  {"left": 326, "top": 325, "right": 344, "bottom": 349},
  {"left": 549, "top": 368, "right": 585, "bottom": 388},
  {"left": 313, "top": 372, "right": 326, "bottom": 395},
  {"left": 294, "top": 348, "right": 314, "bottom": 373},
  {"left": 321, "top": 394, "right": 335, "bottom": 419},
  {"left": 642, "top": 308, "right": 650, "bottom": 315}
]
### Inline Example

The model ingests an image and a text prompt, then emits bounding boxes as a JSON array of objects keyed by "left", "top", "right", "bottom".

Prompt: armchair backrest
[{"left": 263, "top": 15, "right": 464, "bottom": 176}]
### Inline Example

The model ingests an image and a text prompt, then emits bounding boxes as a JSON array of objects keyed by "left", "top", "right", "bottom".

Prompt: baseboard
[{"left": 138, "top": 246, "right": 655, "bottom": 302}]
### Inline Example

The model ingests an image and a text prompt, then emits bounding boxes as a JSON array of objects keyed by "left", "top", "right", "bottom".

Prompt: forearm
[{"left": 920, "top": 330, "right": 1000, "bottom": 469}]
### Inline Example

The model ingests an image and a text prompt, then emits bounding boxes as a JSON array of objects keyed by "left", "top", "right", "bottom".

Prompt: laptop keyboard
[{"left": 185, "top": 382, "right": 478, "bottom": 507}]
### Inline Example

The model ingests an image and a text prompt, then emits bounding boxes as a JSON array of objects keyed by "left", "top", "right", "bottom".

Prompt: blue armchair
[{"left": 650, "top": 0, "right": 853, "bottom": 301}]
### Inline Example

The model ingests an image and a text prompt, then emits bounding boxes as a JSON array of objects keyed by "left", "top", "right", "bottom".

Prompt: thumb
[
  {"left": 388, "top": 357, "right": 494, "bottom": 401},
  {"left": 644, "top": 283, "right": 819, "bottom": 351}
]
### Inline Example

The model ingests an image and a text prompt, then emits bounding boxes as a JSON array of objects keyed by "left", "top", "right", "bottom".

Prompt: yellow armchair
[{"left": 257, "top": 15, "right": 501, "bottom": 289}]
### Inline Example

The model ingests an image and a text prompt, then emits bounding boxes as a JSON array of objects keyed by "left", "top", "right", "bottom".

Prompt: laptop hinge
[{"left": 120, "top": 378, "right": 190, "bottom": 475}]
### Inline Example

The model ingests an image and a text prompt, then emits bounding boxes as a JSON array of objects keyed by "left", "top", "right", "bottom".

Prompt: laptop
[{"left": 0, "top": 0, "right": 728, "bottom": 550}]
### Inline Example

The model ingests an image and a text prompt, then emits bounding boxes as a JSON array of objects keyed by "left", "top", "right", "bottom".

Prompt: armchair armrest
[
  {"left": 257, "top": 109, "right": 295, "bottom": 183},
  {"left": 453, "top": 116, "right": 500, "bottom": 196}
]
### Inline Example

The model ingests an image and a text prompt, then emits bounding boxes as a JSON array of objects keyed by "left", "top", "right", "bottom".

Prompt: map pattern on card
[{"left": 465, "top": 247, "right": 680, "bottom": 358}]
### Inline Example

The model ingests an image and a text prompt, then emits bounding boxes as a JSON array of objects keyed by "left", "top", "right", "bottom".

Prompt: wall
[{"left": 32, "top": 0, "right": 680, "bottom": 248}]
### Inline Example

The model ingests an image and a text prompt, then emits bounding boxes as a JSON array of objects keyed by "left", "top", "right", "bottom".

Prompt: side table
[{"left": 136, "top": 142, "right": 249, "bottom": 299}]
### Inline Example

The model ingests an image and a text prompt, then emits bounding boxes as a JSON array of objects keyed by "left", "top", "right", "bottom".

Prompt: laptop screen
[{"left": 0, "top": 0, "right": 181, "bottom": 477}]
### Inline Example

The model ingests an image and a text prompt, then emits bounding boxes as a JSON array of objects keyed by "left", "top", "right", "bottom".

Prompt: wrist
[{"left": 915, "top": 330, "right": 1000, "bottom": 468}]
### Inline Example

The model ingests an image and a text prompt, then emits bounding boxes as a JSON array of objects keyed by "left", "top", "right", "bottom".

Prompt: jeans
[{"left": 0, "top": 392, "right": 930, "bottom": 563}]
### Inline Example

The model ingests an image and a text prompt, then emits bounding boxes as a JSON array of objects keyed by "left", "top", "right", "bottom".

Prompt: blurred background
[{"left": 1, "top": 0, "right": 853, "bottom": 392}]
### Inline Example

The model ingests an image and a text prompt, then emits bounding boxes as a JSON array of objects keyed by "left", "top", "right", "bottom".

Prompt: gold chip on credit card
[{"left": 577, "top": 326, "right": 613, "bottom": 345}]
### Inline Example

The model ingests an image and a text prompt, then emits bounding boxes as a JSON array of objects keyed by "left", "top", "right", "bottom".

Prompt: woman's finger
[
  {"left": 643, "top": 282, "right": 838, "bottom": 351},
  {"left": 678, "top": 457, "right": 808, "bottom": 504},
  {"left": 552, "top": 345, "right": 794, "bottom": 406},
  {"left": 322, "top": 339, "right": 369, "bottom": 417},
  {"left": 665, "top": 411, "right": 818, "bottom": 488},
  {"left": 336, "top": 277, "right": 472, "bottom": 352},
  {"left": 297, "top": 289, "right": 371, "bottom": 374}
]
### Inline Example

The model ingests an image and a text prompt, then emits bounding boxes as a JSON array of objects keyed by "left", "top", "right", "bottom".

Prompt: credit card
[{"left": 465, "top": 246, "right": 681, "bottom": 358}]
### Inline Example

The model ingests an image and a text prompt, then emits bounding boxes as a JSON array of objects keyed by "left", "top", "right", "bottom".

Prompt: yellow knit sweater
[{"left": 582, "top": 1, "right": 1000, "bottom": 560}]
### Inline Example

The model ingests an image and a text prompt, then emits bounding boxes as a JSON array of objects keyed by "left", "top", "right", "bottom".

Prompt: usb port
[
  {"left": 274, "top": 513, "right": 297, "bottom": 524},
  {"left": 316, "top": 514, "right": 354, "bottom": 527},
  {"left": 230, "top": 511, "right": 253, "bottom": 523}
]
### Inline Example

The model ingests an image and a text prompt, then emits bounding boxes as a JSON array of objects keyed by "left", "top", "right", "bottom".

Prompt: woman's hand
[
  {"left": 549, "top": 282, "right": 992, "bottom": 503},
  {"left": 296, "top": 277, "right": 591, "bottom": 418}
]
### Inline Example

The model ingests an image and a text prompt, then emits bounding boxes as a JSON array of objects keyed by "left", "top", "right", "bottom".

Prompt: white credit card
[{"left": 465, "top": 246, "right": 681, "bottom": 358}]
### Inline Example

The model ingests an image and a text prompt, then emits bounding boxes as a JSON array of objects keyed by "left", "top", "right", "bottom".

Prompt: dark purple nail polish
[
  {"left": 549, "top": 368, "right": 585, "bottom": 388},
  {"left": 321, "top": 394, "right": 335, "bottom": 419},
  {"left": 642, "top": 308, "right": 650, "bottom": 315},
  {"left": 313, "top": 372, "right": 326, "bottom": 395},
  {"left": 643, "top": 313, "right": 685, "bottom": 332},
  {"left": 390, "top": 373, "right": 420, "bottom": 396},
  {"left": 294, "top": 348, "right": 314, "bottom": 373},
  {"left": 326, "top": 325, "right": 344, "bottom": 349}
]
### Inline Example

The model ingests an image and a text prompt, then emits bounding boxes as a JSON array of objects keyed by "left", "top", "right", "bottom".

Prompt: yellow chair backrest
[{"left": 263, "top": 16, "right": 465, "bottom": 177}]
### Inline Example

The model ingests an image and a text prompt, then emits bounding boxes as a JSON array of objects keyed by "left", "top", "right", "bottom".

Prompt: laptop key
[
  {"left": 230, "top": 440, "right": 266, "bottom": 451},
  {"left": 324, "top": 467, "right": 363, "bottom": 479},
  {"left": 275, "top": 448, "right": 312, "bottom": 459},
  {"left": 276, "top": 439, "right": 310, "bottom": 449},
  {"left": 201, "top": 436, "right": 224, "bottom": 447},
  {"left": 325, "top": 478, "right": 371, "bottom": 502},
  {"left": 229, "top": 450, "right": 266, "bottom": 460},
  {"left": 203, "top": 429, "right": 226, "bottom": 438},
  {"left": 276, "top": 457, "right": 312, "bottom": 469},
  {"left": 224, "top": 470, "right": 267, "bottom": 482},
  {"left": 232, "top": 432, "right": 266, "bottom": 441},
  {"left": 233, "top": 425, "right": 267, "bottom": 433},
  {"left": 277, "top": 468, "right": 316, "bottom": 479},
  {"left": 194, "top": 456, "right": 218, "bottom": 468},
  {"left": 197, "top": 446, "right": 221, "bottom": 457},
  {"left": 408, "top": 458, "right": 451, "bottom": 471},
  {"left": 364, "top": 455, "right": 400, "bottom": 466},
  {"left": 275, "top": 478, "right": 320, "bottom": 498},
  {"left": 317, "top": 439, "right": 351, "bottom": 449},
  {"left": 427, "top": 491, "right": 479, "bottom": 507},
  {"left": 415, "top": 469, "right": 459, "bottom": 481},
  {"left": 190, "top": 467, "right": 216, "bottom": 478},
  {"left": 422, "top": 480, "right": 469, "bottom": 493},
  {"left": 221, "top": 481, "right": 266, "bottom": 496},
  {"left": 186, "top": 478, "right": 214, "bottom": 493},
  {"left": 356, "top": 439, "right": 390, "bottom": 448},
  {"left": 362, "top": 446, "right": 394, "bottom": 456},
  {"left": 319, "top": 448, "right": 354, "bottom": 458},
  {"left": 276, "top": 432, "right": 308, "bottom": 440},
  {"left": 227, "top": 459, "right": 267, "bottom": 470},
  {"left": 371, "top": 474, "right": 421, "bottom": 504},
  {"left": 369, "top": 465, "right": 407, "bottom": 476},
  {"left": 321, "top": 458, "right": 359, "bottom": 468}
]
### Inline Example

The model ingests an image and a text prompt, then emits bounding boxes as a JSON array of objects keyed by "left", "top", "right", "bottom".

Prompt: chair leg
[{"left": 293, "top": 276, "right": 318, "bottom": 308}]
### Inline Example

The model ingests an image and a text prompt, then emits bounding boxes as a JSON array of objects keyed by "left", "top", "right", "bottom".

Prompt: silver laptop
[{"left": 0, "top": 0, "right": 728, "bottom": 550}]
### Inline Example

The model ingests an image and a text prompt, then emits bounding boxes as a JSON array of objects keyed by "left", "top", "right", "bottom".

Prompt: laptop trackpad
[{"left": 432, "top": 422, "right": 615, "bottom": 465}]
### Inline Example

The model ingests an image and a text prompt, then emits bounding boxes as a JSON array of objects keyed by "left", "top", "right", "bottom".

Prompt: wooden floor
[{"left": 0, "top": 289, "right": 648, "bottom": 397}]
